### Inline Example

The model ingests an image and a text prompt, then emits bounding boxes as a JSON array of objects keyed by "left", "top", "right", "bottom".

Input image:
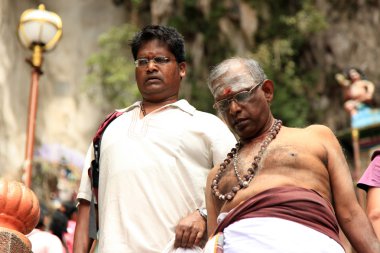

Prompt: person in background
[
  {"left": 73, "top": 25, "right": 236, "bottom": 253},
  {"left": 204, "top": 57, "right": 380, "bottom": 253},
  {"left": 335, "top": 67, "right": 375, "bottom": 116},
  {"left": 60, "top": 201, "right": 77, "bottom": 253},
  {"left": 357, "top": 150, "right": 380, "bottom": 239},
  {"left": 27, "top": 203, "right": 66, "bottom": 253},
  {"left": 50, "top": 209, "right": 69, "bottom": 253}
]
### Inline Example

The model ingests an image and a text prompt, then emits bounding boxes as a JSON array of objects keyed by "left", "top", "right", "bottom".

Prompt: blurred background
[{"left": 1, "top": 0, "right": 380, "bottom": 217}]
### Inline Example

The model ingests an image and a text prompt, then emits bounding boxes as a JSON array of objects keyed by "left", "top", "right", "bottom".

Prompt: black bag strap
[
  {"left": 89, "top": 111, "right": 125, "bottom": 201},
  {"left": 86, "top": 110, "right": 125, "bottom": 237}
]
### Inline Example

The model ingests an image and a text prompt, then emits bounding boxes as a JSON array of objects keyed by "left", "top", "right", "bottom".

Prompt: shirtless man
[
  {"left": 336, "top": 68, "right": 375, "bottom": 115},
  {"left": 204, "top": 57, "right": 380, "bottom": 253}
]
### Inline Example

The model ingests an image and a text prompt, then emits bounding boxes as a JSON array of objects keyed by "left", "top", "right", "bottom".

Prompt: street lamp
[{"left": 18, "top": 4, "right": 63, "bottom": 188}]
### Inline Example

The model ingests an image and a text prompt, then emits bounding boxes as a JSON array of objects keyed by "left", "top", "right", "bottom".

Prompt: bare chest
[{"left": 215, "top": 143, "right": 329, "bottom": 208}]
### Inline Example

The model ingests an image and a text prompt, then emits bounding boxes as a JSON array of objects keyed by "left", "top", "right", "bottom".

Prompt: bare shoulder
[
  {"left": 357, "top": 79, "right": 374, "bottom": 86},
  {"left": 304, "top": 124, "right": 334, "bottom": 135},
  {"left": 283, "top": 124, "right": 334, "bottom": 137},
  {"left": 281, "top": 124, "right": 337, "bottom": 148},
  {"left": 303, "top": 125, "right": 341, "bottom": 150}
]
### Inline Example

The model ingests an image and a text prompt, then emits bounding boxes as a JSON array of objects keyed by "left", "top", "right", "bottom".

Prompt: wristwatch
[{"left": 197, "top": 207, "right": 207, "bottom": 221}]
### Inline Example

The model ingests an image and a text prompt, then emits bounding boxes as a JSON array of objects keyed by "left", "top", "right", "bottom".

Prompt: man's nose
[
  {"left": 146, "top": 60, "right": 157, "bottom": 71},
  {"left": 229, "top": 100, "right": 242, "bottom": 114}
]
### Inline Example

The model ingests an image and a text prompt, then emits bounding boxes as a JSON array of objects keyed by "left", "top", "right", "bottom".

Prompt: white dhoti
[
  {"left": 204, "top": 217, "right": 345, "bottom": 253},
  {"left": 204, "top": 187, "right": 345, "bottom": 253}
]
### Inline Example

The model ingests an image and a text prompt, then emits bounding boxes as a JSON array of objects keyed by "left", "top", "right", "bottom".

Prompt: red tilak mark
[{"left": 223, "top": 87, "right": 232, "bottom": 95}]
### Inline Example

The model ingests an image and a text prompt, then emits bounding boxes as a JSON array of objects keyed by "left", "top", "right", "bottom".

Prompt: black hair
[
  {"left": 61, "top": 201, "right": 77, "bottom": 220},
  {"left": 130, "top": 25, "right": 186, "bottom": 63},
  {"left": 49, "top": 210, "right": 68, "bottom": 241},
  {"left": 36, "top": 210, "right": 46, "bottom": 229},
  {"left": 36, "top": 201, "right": 49, "bottom": 229},
  {"left": 343, "top": 67, "right": 367, "bottom": 80}
]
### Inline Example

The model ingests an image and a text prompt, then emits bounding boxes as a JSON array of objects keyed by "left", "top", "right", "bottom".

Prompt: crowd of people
[
  {"left": 23, "top": 24, "right": 380, "bottom": 253},
  {"left": 27, "top": 201, "right": 77, "bottom": 253}
]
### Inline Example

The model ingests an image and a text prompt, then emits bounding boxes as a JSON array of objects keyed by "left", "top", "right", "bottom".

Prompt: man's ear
[
  {"left": 179, "top": 62, "right": 186, "bottom": 79},
  {"left": 261, "top": 79, "right": 274, "bottom": 103}
]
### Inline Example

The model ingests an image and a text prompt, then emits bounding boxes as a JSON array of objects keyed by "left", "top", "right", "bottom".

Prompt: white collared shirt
[{"left": 77, "top": 99, "right": 236, "bottom": 253}]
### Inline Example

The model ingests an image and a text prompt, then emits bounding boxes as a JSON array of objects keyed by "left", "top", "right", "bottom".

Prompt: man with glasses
[
  {"left": 204, "top": 57, "right": 380, "bottom": 253},
  {"left": 73, "top": 25, "right": 236, "bottom": 253}
]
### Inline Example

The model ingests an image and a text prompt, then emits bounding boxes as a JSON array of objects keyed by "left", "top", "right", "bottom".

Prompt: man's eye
[
  {"left": 235, "top": 92, "right": 250, "bottom": 101},
  {"left": 138, "top": 59, "right": 149, "bottom": 65},
  {"left": 154, "top": 57, "right": 169, "bottom": 64},
  {"left": 220, "top": 101, "right": 230, "bottom": 110}
]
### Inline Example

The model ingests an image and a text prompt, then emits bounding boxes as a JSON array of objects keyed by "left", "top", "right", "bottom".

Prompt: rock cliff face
[
  {"left": 1, "top": 0, "right": 380, "bottom": 179},
  {"left": 303, "top": 0, "right": 380, "bottom": 128}
]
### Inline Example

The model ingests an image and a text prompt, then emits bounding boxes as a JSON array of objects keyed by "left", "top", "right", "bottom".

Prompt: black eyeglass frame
[{"left": 213, "top": 79, "right": 266, "bottom": 112}]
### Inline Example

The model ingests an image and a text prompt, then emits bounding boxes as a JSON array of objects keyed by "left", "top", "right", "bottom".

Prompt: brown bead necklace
[{"left": 211, "top": 119, "right": 282, "bottom": 201}]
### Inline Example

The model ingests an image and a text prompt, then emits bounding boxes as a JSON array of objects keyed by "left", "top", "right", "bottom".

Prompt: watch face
[{"left": 198, "top": 208, "right": 207, "bottom": 220}]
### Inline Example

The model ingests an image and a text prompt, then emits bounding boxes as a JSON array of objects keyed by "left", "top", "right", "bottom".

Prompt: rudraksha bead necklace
[{"left": 211, "top": 119, "right": 282, "bottom": 201}]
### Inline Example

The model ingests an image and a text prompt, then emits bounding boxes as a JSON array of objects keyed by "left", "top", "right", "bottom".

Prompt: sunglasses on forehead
[{"left": 213, "top": 79, "right": 265, "bottom": 112}]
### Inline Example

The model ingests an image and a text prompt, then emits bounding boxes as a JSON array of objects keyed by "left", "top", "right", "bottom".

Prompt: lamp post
[{"left": 18, "top": 4, "right": 62, "bottom": 188}]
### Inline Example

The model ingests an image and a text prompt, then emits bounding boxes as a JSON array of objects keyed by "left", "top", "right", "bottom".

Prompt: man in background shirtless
[
  {"left": 204, "top": 57, "right": 380, "bottom": 253},
  {"left": 335, "top": 67, "right": 375, "bottom": 116}
]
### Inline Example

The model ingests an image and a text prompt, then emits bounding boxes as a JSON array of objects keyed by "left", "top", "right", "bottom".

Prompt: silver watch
[{"left": 197, "top": 207, "right": 207, "bottom": 220}]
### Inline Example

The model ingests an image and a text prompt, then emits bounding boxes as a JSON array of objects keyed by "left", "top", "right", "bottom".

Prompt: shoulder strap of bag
[
  {"left": 88, "top": 110, "right": 125, "bottom": 202},
  {"left": 87, "top": 110, "right": 125, "bottom": 238}
]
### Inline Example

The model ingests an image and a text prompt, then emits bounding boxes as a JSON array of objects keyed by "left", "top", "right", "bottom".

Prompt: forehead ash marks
[{"left": 212, "top": 71, "right": 255, "bottom": 98}]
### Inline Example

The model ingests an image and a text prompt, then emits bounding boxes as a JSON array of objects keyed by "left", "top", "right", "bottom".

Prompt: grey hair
[{"left": 208, "top": 57, "right": 267, "bottom": 97}]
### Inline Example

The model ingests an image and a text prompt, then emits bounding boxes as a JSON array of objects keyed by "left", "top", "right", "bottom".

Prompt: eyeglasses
[
  {"left": 134, "top": 56, "right": 172, "bottom": 67},
  {"left": 213, "top": 80, "right": 265, "bottom": 112}
]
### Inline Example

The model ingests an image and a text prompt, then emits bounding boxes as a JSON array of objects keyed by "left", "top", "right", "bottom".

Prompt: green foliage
[
  {"left": 84, "top": 1, "right": 327, "bottom": 126},
  {"left": 131, "top": 0, "right": 141, "bottom": 4},
  {"left": 168, "top": 2, "right": 230, "bottom": 112},
  {"left": 84, "top": 24, "right": 140, "bottom": 108},
  {"left": 252, "top": 41, "right": 309, "bottom": 127},
  {"left": 250, "top": 0, "right": 327, "bottom": 126}
]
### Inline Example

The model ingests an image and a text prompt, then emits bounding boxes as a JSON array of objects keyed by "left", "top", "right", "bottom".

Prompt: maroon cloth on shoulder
[{"left": 214, "top": 186, "right": 342, "bottom": 246}]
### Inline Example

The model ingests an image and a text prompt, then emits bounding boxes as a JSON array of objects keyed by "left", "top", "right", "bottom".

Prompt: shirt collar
[{"left": 116, "top": 99, "right": 196, "bottom": 115}]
